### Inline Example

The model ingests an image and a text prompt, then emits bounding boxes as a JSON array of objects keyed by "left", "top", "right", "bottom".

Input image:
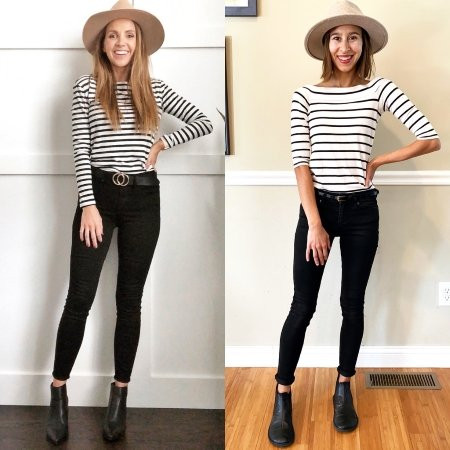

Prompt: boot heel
[
  {"left": 103, "top": 382, "right": 127, "bottom": 441},
  {"left": 46, "top": 383, "right": 69, "bottom": 445}
]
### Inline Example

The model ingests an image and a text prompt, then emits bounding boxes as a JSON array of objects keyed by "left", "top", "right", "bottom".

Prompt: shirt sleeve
[
  {"left": 291, "top": 88, "right": 312, "bottom": 167},
  {"left": 378, "top": 80, "right": 439, "bottom": 140},
  {"left": 159, "top": 80, "right": 213, "bottom": 149},
  {"left": 72, "top": 77, "right": 95, "bottom": 208}
]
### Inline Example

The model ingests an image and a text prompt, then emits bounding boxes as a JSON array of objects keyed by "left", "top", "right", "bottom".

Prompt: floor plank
[
  {"left": 0, "top": 406, "right": 224, "bottom": 449},
  {"left": 225, "top": 368, "right": 450, "bottom": 450}
]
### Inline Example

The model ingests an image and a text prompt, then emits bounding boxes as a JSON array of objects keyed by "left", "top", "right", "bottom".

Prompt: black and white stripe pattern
[
  {"left": 72, "top": 75, "right": 213, "bottom": 207},
  {"left": 291, "top": 77, "right": 439, "bottom": 192}
]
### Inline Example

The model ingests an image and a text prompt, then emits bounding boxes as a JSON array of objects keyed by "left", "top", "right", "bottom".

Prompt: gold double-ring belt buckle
[{"left": 112, "top": 172, "right": 130, "bottom": 186}]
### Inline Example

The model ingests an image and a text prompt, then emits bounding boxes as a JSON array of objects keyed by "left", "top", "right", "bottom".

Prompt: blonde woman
[
  {"left": 46, "top": 1, "right": 213, "bottom": 444},
  {"left": 268, "top": 1, "right": 440, "bottom": 446}
]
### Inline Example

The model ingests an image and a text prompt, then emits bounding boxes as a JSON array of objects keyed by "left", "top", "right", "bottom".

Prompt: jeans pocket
[{"left": 356, "top": 196, "right": 378, "bottom": 209}]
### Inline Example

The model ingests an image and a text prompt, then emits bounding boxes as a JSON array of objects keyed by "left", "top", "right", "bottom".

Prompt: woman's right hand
[
  {"left": 80, "top": 205, "right": 103, "bottom": 248},
  {"left": 306, "top": 223, "right": 331, "bottom": 266}
]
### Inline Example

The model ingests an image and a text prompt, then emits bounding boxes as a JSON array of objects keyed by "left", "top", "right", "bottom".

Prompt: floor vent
[{"left": 365, "top": 372, "right": 441, "bottom": 390}]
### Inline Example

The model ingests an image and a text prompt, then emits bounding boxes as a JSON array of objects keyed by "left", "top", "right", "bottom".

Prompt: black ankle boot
[
  {"left": 333, "top": 375, "right": 358, "bottom": 432},
  {"left": 46, "top": 383, "right": 69, "bottom": 445},
  {"left": 103, "top": 382, "right": 127, "bottom": 441},
  {"left": 268, "top": 385, "right": 295, "bottom": 447}
]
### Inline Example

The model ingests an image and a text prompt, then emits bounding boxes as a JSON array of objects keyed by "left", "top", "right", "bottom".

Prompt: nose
[
  {"left": 340, "top": 39, "right": 350, "bottom": 52},
  {"left": 341, "top": 38, "right": 352, "bottom": 52},
  {"left": 117, "top": 34, "right": 125, "bottom": 46}
]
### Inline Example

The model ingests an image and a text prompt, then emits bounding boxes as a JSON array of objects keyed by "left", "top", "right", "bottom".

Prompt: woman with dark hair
[
  {"left": 268, "top": 1, "right": 440, "bottom": 446},
  {"left": 46, "top": 0, "right": 213, "bottom": 444}
]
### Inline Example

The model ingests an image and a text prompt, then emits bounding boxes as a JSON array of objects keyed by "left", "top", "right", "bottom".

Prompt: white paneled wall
[
  {"left": 135, "top": 0, "right": 223, "bottom": 47},
  {"left": 4, "top": 0, "right": 222, "bottom": 48},
  {"left": 0, "top": 0, "right": 224, "bottom": 408},
  {"left": 0, "top": 48, "right": 224, "bottom": 172},
  {"left": 3, "top": 1, "right": 113, "bottom": 48}
]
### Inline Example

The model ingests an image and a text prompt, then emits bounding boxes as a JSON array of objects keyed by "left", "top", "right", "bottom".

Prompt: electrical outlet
[{"left": 438, "top": 282, "right": 450, "bottom": 306}]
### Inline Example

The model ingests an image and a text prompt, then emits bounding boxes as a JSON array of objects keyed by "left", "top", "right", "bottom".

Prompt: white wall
[{"left": 0, "top": 0, "right": 224, "bottom": 408}]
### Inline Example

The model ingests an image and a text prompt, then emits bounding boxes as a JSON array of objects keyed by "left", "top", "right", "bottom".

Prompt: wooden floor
[
  {"left": 226, "top": 368, "right": 450, "bottom": 450},
  {"left": 0, "top": 406, "right": 224, "bottom": 449}
]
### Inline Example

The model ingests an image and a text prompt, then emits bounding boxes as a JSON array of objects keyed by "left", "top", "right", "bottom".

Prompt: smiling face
[
  {"left": 328, "top": 24, "right": 363, "bottom": 74},
  {"left": 103, "top": 19, "right": 136, "bottom": 72}
]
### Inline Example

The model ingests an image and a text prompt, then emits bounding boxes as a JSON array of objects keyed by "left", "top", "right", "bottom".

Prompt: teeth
[{"left": 115, "top": 51, "right": 128, "bottom": 55}]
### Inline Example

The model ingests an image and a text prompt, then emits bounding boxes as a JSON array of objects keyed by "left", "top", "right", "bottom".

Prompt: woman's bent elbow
[
  {"left": 420, "top": 138, "right": 441, "bottom": 154},
  {"left": 433, "top": 138, "right": 441, "bottom": 151}
]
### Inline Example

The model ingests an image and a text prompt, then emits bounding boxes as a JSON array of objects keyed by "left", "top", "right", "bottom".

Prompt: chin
[
  {"left": 112, "top": 60, "right": 131, "bottom": 68},
  {"left": 334, "top": 63, "right": 356, "bottom": 73}
]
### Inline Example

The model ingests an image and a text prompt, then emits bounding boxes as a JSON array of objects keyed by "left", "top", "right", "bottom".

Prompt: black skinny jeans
[
  {"left": 275, "top": 189, "right": 379, "bottom": 385},
  {"left": 52, "top": 170, "right": 160, "bottom": 383}
]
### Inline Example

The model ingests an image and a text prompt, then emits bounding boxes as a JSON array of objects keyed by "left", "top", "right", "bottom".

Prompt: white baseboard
[
  {"left": 225, "top": 171, "right": 450, "bottom": 186},
  {"left": 0, "top": 374, "right": 224, "bottom": 409},
  {"left": 225, "top": 345, "right": 450, "bottom": 368}
]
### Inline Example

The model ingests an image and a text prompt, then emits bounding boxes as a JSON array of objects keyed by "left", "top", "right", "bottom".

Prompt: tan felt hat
[
  {"left": 304, "top": 0, "right": 388, "bottom": 60},
  {"left": 82, "top": 0, "right": 164, "bottom": 55}
]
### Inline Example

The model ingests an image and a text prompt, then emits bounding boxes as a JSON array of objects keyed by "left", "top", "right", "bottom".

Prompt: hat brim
[
  {"left": 82, "top": 8, "right": 164, "bottom": 55},
  {"left": 304, "top": 15, "right": 388, "bottom": 60}
]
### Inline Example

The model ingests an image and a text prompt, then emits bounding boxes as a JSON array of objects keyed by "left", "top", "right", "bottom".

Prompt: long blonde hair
[{"left": 92, "top": 21, "right": 159, "bottom": 133}]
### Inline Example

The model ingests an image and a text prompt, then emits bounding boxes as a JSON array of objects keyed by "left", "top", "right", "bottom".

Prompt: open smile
[{"left": 336, "top": 55, "right": 354, "bottom": 64}]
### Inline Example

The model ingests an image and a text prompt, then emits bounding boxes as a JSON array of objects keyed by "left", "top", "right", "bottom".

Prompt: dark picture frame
[
  {"left": 225, "top": 0, "right": 257, "bottom": 17},
  {"left": 225, "top": 37, "right": 233, "bottom": 155},
  {"left": 217, "top": 38, "right": 233, "bottom": 155}
]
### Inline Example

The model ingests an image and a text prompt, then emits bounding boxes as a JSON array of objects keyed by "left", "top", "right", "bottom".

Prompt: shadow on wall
[
  {"left": 364, "top": 117, "right": 445, "bottom": 344},
  {"left": 28, "top": 50, "right": 117, "bottom": 401},
  {"left": 372, "top": 113, "right": 418, "bottom": 171},
  {"left": 364, "top": 186, "right": 446, "bottom": 345}
]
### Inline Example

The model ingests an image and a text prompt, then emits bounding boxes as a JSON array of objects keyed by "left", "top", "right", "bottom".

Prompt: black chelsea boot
[
  {"left": 333, "top": 374, "right": 358, "bottom": 432},
  {"left": 268, "top": 385, "right": 295, "bottom": 447}
]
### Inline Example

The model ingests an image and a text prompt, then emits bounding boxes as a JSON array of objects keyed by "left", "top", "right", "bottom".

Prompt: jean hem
[
  {"left": 275, "top": 374, "right": 295, "bottom": 386},
  {"left": 52, "top": 372, "right": 69, "bottom": 382},
  {"left": 114, "top": 376, "right": 131, "bottom": 383},
  {"left": 337, "top": 367, "right": 356, "bottom": 377}
]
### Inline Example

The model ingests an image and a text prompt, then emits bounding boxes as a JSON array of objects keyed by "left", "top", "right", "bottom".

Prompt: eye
[{"left": 127, "top": 33, "right": 135, "bottom": 39}]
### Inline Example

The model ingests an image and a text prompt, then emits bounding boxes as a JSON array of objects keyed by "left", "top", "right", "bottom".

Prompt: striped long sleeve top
[
  {"left": 291, "top": 77, "right": 439, "bottom": 192},
  {"left": 72, "top": 75, "right": 213, "bottom": 207}
]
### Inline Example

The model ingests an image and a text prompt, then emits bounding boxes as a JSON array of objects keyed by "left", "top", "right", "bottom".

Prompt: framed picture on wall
[
  {"left": 217, "top": 37, "right": 233, "bottom": 155},
  {"left": 225, "top": 0, "right": 257, "bottom": 17},
  {"left": 225, "top": 37, "right": 232, "bottom": 155}
]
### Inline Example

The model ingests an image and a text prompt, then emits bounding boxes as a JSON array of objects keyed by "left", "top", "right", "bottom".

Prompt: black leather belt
[
  {"left": 316, "top": 188, "right": 378, "bottom": 202},
  {"left": 91, "top": 166, "right": 159, "bottom": 186}
]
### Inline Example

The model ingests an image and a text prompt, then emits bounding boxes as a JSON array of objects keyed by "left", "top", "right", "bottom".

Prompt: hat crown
[
  {"left": 327, "top": 0, "right": 364, "bottom": 17},
  {"left": 111, "top": 0, "right": 133, "bottom": 11}
]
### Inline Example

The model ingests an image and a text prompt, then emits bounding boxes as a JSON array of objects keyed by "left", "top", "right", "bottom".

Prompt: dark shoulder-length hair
[{"left": 321, "top": 27, "right": 375, "bottom": 81}]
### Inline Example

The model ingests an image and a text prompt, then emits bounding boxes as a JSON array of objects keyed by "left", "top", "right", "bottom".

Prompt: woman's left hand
[
  {"left": 145, "top": 139, "right": 165, "bottom": 170},
  {"left": 365, "top": 158, "right": 380, "bottom": 187}
]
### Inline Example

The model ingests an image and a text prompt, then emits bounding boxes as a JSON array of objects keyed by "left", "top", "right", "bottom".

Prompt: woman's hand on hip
[
  {"left": 306, "top": 223, "right": 331, "bottom": 266},
  {"left": 365, "top": 158, "right": 380, "bottom": 187},
  {"left": 145, "top": 139, "right": 165, "bottom": 170},
  {"left": 80, "top": 205, "right": 103, "bottom": 248}
]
